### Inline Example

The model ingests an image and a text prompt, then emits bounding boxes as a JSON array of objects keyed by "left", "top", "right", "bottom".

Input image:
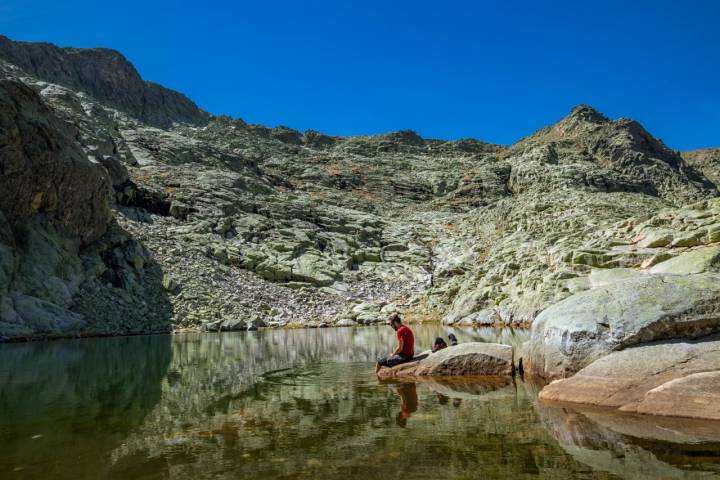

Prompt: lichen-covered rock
[
  {"left": 648, "top": 245, "right": 720, "bottom": 275},
  {"left": 2, "top": 34, "right": 720, "bottom": 340},
  {"left": 525, "top": 273, "right": 720, "bottom": 380}
]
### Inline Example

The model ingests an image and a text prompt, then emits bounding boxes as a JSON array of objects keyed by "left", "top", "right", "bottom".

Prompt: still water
[{"left": 1, "top": 325, "right": 719, "bottom": 479}]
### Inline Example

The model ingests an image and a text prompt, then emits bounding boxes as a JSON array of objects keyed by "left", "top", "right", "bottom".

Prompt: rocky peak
[
  {"left": 382, "top": 129, "right": 426, "bottom": 147},
  {"left": 556, "top": 104, "right": 610, "bottom": 132},
  {"left": 569, "top": 104, "right": 609, "bottom": 122},
  {"left": 0, "top": 35, "right": 208, "bottom": 128},
  {"left": 303, "top": 129, "right": 337, "bottom": 149},
  {"left": 269, "top": 126, "right": 303, "bottom": 145}
]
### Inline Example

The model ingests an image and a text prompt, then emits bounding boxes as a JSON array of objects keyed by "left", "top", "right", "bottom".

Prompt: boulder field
[{"left": 1, "top": 35, "right": 720, "bottom": 421}]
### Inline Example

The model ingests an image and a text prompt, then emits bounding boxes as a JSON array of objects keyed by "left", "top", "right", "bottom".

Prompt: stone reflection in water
[
  {"left": 0, "top": 335, "right": 171, "bottom": 479},
  {"left": 534, "top": 388, "right": 720, "bottom": 480},
  {"left": 105, "top": 327, "right": 614, "bottom": 479}
]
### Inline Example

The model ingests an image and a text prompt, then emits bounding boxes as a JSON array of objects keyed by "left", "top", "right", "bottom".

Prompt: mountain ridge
[{"left": 0, "top": 35, "right": 209, "bottom": 128}]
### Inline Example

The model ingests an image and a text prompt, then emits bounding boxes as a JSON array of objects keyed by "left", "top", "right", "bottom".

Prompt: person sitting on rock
[
  {"left": 448, "top": 333, "right": 458, "bottom": 346},
  {"left": 375, "top": 313, "right": 415, "bottom": 373},
  {"left": 432, "top": 336, "right": 448, "bottom": 353}
]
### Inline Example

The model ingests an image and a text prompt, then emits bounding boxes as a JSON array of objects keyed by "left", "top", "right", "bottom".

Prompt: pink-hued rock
[{"left": 539, "top": 337, "right": 720, "bottom": 420}]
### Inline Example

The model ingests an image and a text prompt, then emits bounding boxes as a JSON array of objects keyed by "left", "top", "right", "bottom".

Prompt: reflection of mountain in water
[
  {"left": 109, "top": 326, "right": 523, "bottom": 443},
  {"left": 2, "top": 326, "right": 717, "bottom": 479},
  {"left": 104, "top": 328, "right": 602, "bottom": 479},
  {"left": 0, "top": 335, "right": 171, "bottom": 479}
]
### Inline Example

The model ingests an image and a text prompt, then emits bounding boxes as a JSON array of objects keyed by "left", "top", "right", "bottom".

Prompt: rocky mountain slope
[
  {"left": 1, "top": 36, "right": 719, "bottom": 339},
  {"left": 2, "top": 37, "right": 720, "bottom": 418}
]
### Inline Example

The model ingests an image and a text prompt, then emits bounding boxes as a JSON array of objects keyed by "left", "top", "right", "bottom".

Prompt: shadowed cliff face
[
  {"left": 0, "top": 79, "right": 111, "bottom": 243},
  {"left": 0, "top": 76, "right": 173, "bottom": 338},
  {"left": 0, "top": 35, "right": 208, "bottom": 128}
]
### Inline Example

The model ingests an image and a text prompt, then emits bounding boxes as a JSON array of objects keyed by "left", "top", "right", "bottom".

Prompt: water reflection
[
  {"left": 0, "top": 335, "right": 171, "bottom": 479},
  {"left": 1, "top": 325, "right": 718, "bottom": 479},
  {"left": 393, "top": 383, "right": 418, "bottom": 426},
  {"left": 532, "top": 384, "right": 720, "bottom": 479}
]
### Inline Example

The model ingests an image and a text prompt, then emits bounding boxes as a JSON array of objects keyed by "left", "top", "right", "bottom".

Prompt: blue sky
[{"left": 1, "top": 0, "right": 718, "bottom": 149}]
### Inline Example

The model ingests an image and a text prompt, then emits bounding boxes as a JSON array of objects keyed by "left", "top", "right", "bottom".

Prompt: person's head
[
  {"left": 388, "top": 313, "right": 402, "bottom": 330},
  {"left": 432, "top": 337, "right": 447, "bottom": 353}
]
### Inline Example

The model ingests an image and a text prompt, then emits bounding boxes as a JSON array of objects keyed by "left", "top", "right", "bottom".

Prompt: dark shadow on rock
[{"left": 71, "top": 220, "right": 175, "bottom": 336}]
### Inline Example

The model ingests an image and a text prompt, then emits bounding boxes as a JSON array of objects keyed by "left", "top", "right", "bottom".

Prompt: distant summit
[
  {"left": 0, "top": 35, "right": 208, "bottom": 128},
  {"left": 567, "top": 104, "right": 609, "bottom": 124}
]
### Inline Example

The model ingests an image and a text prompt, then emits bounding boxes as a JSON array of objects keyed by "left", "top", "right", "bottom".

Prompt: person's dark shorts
[{"left": 377, "top": 354, "right": 414, "bottom": 368}]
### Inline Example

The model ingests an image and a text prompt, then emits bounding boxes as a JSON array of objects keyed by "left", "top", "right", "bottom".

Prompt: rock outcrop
[
  {"left": 683, "top": 148, "right": 720, "bottom": 186},
  {"left": 0, "top": 74, "right": 171, "bottom": 338},
  {"left": 538, "top": 336, "right": 720, "bottom": 420},
  {"left": 377, "top": 342, "right": 514, "bottom": 378},
  {"left": 0, "top": 79, "right": 111, "bottom": 242},
  {"left": 525, "top": 273, "right": 720, "bottom": 380},
  {"left": 0, "top": 35, "right": 208, "bottom": 127}
]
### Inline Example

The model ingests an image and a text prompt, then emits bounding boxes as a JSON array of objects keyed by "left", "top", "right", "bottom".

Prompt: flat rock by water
[
  {"left": 538, "top": 337, "right": 720, "bottom": 420},
  {"left": 377, "top": 342, "right": 514, "bottom": 378}
]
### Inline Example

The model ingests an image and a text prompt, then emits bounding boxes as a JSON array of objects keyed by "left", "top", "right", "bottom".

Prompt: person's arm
[{"left": 393, "top": 336, "right": 404, "bottom": 356}]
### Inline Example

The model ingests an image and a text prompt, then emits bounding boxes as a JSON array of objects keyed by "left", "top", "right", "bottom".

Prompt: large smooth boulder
[
  {"left": 377, "top": 342, "right": 514, "bottom": 378},
  {"left": 539, "top": 337, "right": 720, "bottom": 420},
  {"left": 11, "top": 294, "right": 85, "bottom": 335},
  {"left": 525, "top": 273, "right": 720, "bottom": 380}
]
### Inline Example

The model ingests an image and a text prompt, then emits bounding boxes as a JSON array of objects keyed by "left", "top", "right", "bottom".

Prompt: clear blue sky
[{"left": 1, "top": 0, "right": 718, "bottom": 149}]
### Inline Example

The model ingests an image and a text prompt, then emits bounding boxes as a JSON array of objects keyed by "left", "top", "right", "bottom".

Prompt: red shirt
[{"left": 396, "top": 325, "right": 414, "bottom": 357}]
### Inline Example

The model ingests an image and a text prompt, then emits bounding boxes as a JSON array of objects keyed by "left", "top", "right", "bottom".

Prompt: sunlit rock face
[{"left": 538, "top": 336, "right": 720, "bottom": 421}]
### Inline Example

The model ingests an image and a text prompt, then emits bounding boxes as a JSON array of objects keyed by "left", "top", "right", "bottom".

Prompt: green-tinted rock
[
  {"left": 637, "top": 229, "right": 673, "bottom": 248},
  {"left": 649, "top": 245, "right": 720, "bottom": 275},
  {"left": 526, "top": 273, "right": 720, "bottom": 380},
  {"left": 670, "top": 229, "right": 707, "bottom": 248}
]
